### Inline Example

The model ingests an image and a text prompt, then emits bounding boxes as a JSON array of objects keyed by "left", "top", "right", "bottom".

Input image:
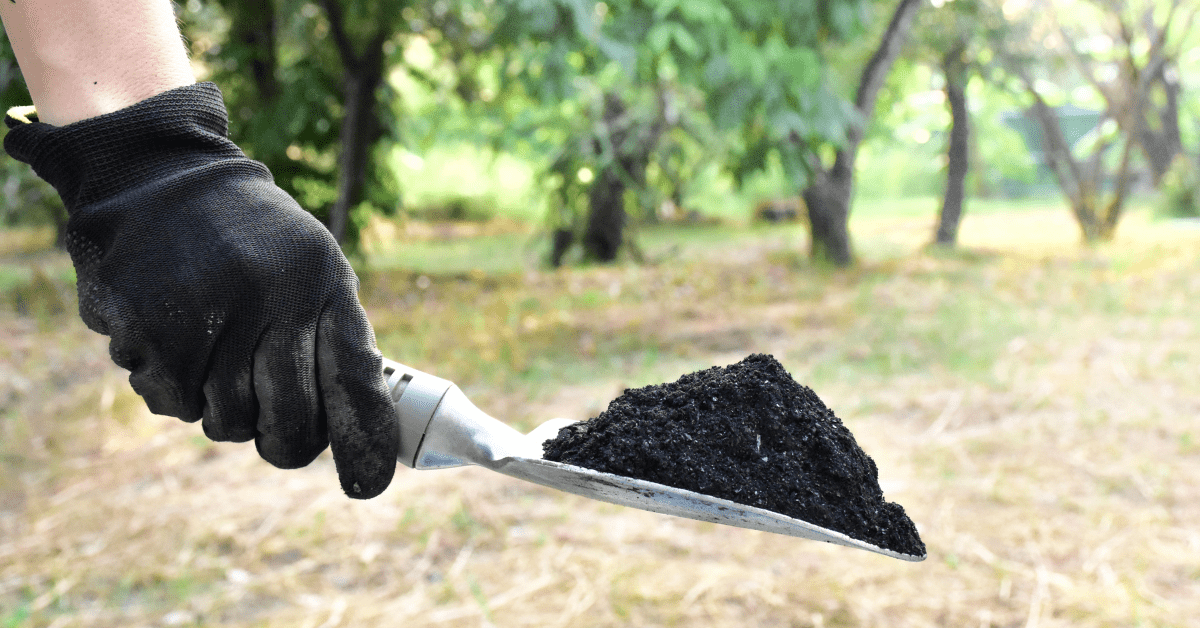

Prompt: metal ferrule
[{"left": 383, "top": 358, "right": 456, "bottom": 468}]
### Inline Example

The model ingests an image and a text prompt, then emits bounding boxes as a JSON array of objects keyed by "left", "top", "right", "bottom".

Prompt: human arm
[
  {"left": 0, "top": 0, "right": 194, "bottom": 126},
  {"left": 1, "top": 2, "right": 400, "bottom": 498}
]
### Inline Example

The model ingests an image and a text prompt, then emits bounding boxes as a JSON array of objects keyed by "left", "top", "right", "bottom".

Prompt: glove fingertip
[
  {"left": 340, "top": 455, "right": 395, "bottom": 500},
  {"left": 317, "top": 298, "right": 399, "bottom": 500}
]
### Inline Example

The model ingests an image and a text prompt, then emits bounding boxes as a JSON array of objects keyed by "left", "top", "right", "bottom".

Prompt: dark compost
[{"left": 542, "top": 354, "right": 925, "bottom": 557}]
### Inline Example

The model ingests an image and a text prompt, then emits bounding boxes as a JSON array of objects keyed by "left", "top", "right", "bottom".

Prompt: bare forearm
[{"left": 0, "top": 0, "right": 194, "bottom": 125}]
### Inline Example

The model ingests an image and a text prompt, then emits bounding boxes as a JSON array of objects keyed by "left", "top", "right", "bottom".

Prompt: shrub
[{"left": 1158, "top": 154, "right": 1200, "bottom": 219}]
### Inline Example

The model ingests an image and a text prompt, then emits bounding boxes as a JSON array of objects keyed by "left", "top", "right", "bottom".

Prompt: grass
[
  {"left": 1, "top": 198, "right": 1199, "bottom": 627},
  {"left": 388, "top": 141, "right": 1099, "bottom": 229}
]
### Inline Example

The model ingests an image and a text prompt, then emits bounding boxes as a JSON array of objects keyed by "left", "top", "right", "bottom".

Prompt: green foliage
[
  {"left": 0, "top": 27, "right": 30, "bottom": 112},
  {"left": 477, "top": 0, "right": 871, "bottom": 263},
  {"left": 684, "top": 0, "right": 869, "bottom": 188},
  {"left": 180, "top": 0, "right": 343, "bottom": 222},
  {"left": 0, "top": 153, "right": 66, "bottom": 233},
  {"left": 181, "top": 0, "right": 458, "bottom": 250},
  {"left": 1158, "top": 154, "right": 1200, "bottom": 218}
]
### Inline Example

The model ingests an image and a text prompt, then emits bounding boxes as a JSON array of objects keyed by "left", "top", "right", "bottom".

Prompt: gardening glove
[{"left": 3, "top": 82, "right": 398, "bottom": 498}]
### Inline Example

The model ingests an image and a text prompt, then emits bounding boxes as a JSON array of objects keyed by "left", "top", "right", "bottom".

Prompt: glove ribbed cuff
[{"left": 3, "top": 82, "right": 248, "bottom": 213}]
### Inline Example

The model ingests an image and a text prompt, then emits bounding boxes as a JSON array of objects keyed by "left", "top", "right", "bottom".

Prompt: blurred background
[{"left": 1, "top": 0, "right": 1198, "bottom": 626}]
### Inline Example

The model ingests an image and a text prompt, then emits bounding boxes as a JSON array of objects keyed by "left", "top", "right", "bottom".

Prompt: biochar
[{"left": 543, "top": 354, "right": 925, "bottom": 557}]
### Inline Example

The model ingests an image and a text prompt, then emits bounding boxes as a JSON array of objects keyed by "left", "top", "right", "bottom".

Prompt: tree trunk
[
  {"left": 321, "top": 0, "right": 389, "bottom": 245},
  {"left": 802, "top": 159, "right": 854, "bottom": 267},
  {"left": 329, "top": 68, "right": 384, "bottom": 244},
  {"left": 583, "top": 165, "right": 626, "bottom": 262},
  {"left": 218, "top": 0, "right": 279, "bottom": 101},
  {"left": 549, "top": 228, "right": 575, "bottom": 267},
  {"left": 231, "top": 2, "right": 279, "bottom": 102},
  {"left": 583, "top": 96, "right": 632, "bottom": 262},
  {"left": 1098, "top": 137, "right": 1135, "bottom": 240},
  {"left": 219, "top": 0, "right": 281, "bottom": 163},
  {"left": 934, "top": 44, "right": 970, "bottom": 246},
  {"left": 1137, "top": 62, "right": 1183, "bottom": 185},
  {"left": 1026, "top": 89, "right": 1135, "bottom": 243},
  {"left": 580, "top": 93, "right": 664, "bottom": 263},
  {"left": 801, "top": 0, "right": 923, "bottom": 266}
]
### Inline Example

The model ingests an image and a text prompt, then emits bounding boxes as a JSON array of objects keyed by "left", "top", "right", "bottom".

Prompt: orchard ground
[{"left": 1, "top": 197, "right": 1198, "bottom": 627}]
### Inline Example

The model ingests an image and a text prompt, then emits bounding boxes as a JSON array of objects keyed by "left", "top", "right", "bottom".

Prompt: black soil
[{"left": 542, "top": 354, "right": 925, "bottom": 557}]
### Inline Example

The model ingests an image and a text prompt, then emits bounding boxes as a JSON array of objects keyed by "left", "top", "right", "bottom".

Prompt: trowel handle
[
  {"left": 383, "top": 358, "right": 534, "bottom": 470},
  {"left": 383, "top": 358, "right": 454, "bottom": 467}
]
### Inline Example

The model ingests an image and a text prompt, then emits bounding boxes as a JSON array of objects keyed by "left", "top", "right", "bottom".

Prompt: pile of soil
[{"left": 542, "top": 354, "right": 925, "bottom": 557}]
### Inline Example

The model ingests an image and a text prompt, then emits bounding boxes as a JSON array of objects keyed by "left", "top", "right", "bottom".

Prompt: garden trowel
[{"left": 384, "top": 358, "right": 925, "bottom": 562}]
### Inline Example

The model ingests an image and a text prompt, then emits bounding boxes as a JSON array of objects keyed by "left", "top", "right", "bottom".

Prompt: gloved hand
[{"left": 3, "top": 82, "right": 398, "bottom": 498}]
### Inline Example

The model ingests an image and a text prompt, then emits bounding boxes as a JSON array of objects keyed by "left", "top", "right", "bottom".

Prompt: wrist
[
  {"left": 4, "top": 82, "right": 249, "bottom": 212},
  {"left": 0, "top": 0, "right": 195, "bottom": 126},
  {"left": 27, "top": 72, "right": 196, "bottom": 127}
]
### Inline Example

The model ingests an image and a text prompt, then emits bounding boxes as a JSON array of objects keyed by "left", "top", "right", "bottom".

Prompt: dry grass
[{"left": 2, "top": 207, "right": 1199, "bottom": 627}]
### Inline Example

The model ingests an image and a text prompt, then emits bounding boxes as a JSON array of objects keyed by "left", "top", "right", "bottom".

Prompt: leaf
[
  {"left": 678, "top": 0, "right": 732, "bottom": 24},
  {"left": 669, "top": 23, "right": 701, "bottom": 58},
  {"left": 597, "top": 36, "right": 637, "bottom": 76},
  {"left": 826, "top": 0, "right": 864, "bottom": 38},
  {"left": 704, "top": 54, "right": 732, "bottom": 85},
  {"left": 715, "top": 83, "right": 756, "bottom": 130},
  {"left": 646, "top": 22, "right": 673, "bottom": 54},
  {"left": 769, "top": 109, "right": 811, "bottom": 141},
  {"left": 563, "top": 0, "right": 598, "bottom": 40},
  {"left": 727, "top": 40, "right": 767, "bottom": 87},
  {"left": 777, "top": 144, "right": 811, "bottom": 189},
  {"left": 652, "top": 0, "right": 681, "bottom": 20},
  {"left": 732, "top": 135, "right": 770, "bottom": 187},
  {"left": 780, "top": 47, "right": 821, "bottom": 87}
]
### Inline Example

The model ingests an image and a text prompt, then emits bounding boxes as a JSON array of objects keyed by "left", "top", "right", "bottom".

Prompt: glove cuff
[{"left": 3, "top": 82, "right": 248, "bottom": 212}]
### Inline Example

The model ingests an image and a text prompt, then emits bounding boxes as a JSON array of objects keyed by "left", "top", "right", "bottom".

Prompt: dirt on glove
[{"left": 542, "top": 353, "right": 925, "bottom": 557}]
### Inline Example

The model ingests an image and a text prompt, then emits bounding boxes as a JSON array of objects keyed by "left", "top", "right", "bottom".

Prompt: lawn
[{"left": 1, "top": 200, "right": 1197, "bottom": 627}]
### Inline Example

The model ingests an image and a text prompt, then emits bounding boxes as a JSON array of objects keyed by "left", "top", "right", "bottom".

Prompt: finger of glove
[
  {"left": 107, "top": 313, "right": 207, "bottom": 423},
  {"left": 253, "top": 324, "right": 329, "bottom": 469},
  {"left": 317, "top": 296, "right": 398, "bottom": 499},
  {"left": 200, "top": 339, "right": 257, "bottom": 443}
]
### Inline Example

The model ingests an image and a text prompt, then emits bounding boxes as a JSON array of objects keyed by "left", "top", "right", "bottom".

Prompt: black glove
[{"left": 4, "top": 82, "right": 398, "bottom": 498}]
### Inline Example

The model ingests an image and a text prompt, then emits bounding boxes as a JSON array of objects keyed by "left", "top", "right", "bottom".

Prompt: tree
[
  {"left": 186, "top": 0, "right": 472, "bottom": 250},
  {"left": 484, "top": 0, "right": 877, "bottom": 266},
  {"left": 318, "top": 0, "right": 396, "bottom": 243},
  {"left": 800, "top": 0, "right": 924, "bottom": 266},
  {"left": 1056, "top": 0, "right": 1197, "bottom": 186},
  {"left": 993, "top": 0, "right": 1192, "bottom": 242},
  {"left": 934, "top": 39, "right": 970, "bottom": 246},
  {"left": 1028, "top": 85, "right": 1134, "bottom": 241},
  {"left": 484, "top": 0, "right": 719, "bottom": 265},
  {"left": 909, "top": 0, "right": 1010, "bottom": 247}
]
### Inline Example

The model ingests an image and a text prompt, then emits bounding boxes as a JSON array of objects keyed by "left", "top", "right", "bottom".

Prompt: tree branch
[
  {"left": 831, "top": 0, "right": 923, "bottom": 178},
  {"left": 1103, "top": 136, "right": 1135, "bottom": 233},
  {"left": 319, "top": 0, "right": 359, "bottom": 68},
  {"left": 852, "top": 0, "right": 924, "bottom": 128},
  {"left": 1022, "top": 75, "right": 1086, "bottom": 209}
]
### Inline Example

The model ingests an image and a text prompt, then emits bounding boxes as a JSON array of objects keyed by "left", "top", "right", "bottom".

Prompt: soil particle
[{"left": 542, "top": 354, "right": 925, "bottom": 557}]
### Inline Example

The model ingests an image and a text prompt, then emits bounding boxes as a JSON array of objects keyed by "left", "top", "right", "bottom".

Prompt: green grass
[
  {"left": 851, "top": 194, "right": 1083, "bottom": 219},
  {"left": 392, "top": 143, "right": 544, "bottom": 223},
  {"left": 361, "top": 194, "right": 1082, "bottom": 278},
  {"left": 0, "top": 265, "right": 33, "bottom": 293},
  {"left": 366, "top": 231, "right": 540, "bottom": 274},
  {"left": 800, "top": 264, "right": 1028, "bottom": 387}
]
